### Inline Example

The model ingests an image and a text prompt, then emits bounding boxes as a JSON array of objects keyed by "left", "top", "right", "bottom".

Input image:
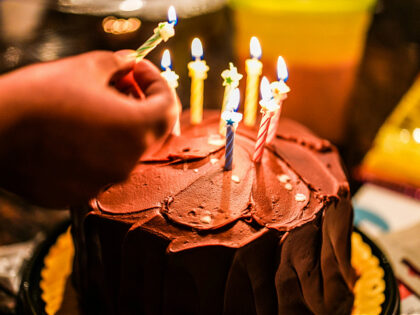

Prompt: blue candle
[
  {"left": 221, "top": 88, "right": 242, "bottom": 171},
  {"left": 225, "top": 122, "right": 234, "bottom": 171}
]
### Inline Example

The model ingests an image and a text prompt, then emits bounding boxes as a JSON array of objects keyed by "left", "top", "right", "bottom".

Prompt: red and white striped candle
[
  {"left": 266, "top": 57, "right": 290, "bottom": 144},
  {"left": 253, "top": 77, "right": 279, "bottom": 163}
]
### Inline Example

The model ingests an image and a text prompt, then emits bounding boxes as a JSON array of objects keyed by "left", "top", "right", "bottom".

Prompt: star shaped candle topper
[{"left": 221, "top": 63, "right": 243, "bottom": 88}]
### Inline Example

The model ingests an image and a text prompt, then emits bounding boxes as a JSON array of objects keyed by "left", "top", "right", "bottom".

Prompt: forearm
[
  {"left": 0, "top": 70, "right": 33, "bottom": 192},
  {"left": 0, "top": 72, "right": 23, "bottom": 134}
]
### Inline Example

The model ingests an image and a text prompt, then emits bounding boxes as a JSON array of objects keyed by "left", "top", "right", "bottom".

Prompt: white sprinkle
[
  {"left": 285, "top": 183, "right": 293, "bottom": 191},
  {"left": 193, "top": 169, "right": 199, "bottom": 173},
  {"left": 208, "top": 134, "right": 225, "bottom": 146},
  {"left": 200, "top": 215, "right": 212, "bottom": 224},
  {"left": 231, "top": 175, "right": 240, "bottom": 183},
  {"left": 210, "top": 158, "right": 219, "bottom": 165},
  {"left": 277, "top": 174, "right": 291, "bottom": 183},
  {"left": 295, "top": 193, "right": 306, "bottom": 202}
]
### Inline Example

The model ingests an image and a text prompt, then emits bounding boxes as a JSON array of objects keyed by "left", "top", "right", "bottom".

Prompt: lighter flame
[
  {"left": 161, "top": 49, "right": 171, "bottom": 70},
  {"left": 168, "top": 6, "right": 177, "bottom": 25},
  {"left": 191, "top": 38, "right": 203, "bottom": 59},
  {"left": 277, "top": 56, "right": 289, "bottom": 82},
  {"left": 260, "top": 76, "right": 273, "bottom": 100},
  {"left": 226, "top": 88, "right": 240, "bottom": 112},
  {"left": 250, "top": 36, "right": 262, "bottom": 59}
]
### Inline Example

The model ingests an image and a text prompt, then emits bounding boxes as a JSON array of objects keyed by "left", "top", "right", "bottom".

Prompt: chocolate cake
[{"left": 70, "top": 110, "right": 356, "bottom": 315}]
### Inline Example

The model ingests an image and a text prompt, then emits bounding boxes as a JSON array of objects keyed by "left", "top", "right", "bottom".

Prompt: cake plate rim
[{"left": 16, "top": 221, "right": 400, "bottom": 315}]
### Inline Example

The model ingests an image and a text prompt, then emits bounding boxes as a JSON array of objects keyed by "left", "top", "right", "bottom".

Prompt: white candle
[{"left": 161, "top": 49, "right": 181, "bottom": 136}]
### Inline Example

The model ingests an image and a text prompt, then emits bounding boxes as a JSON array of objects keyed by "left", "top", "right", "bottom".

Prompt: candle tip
[
  {"left": 168, "top": 6, "right": 177, "bottom": 25},
  {"left": 191, "top": 38, "right": 203, "bottom": 59},
  {"left": 250, "top": 36, "right": 262, "bottom": 59},
  {"left": 260, "top": 76, "right": 272, "bottom": 100},
  {"left": 277, "top": 56, "right": 289, "bottom": 82},
  {"left": 161, "top": 49, "right": 171, "bottom": 70},
  {"left": 226, "top": 88, "right": 240, "bottom": 112}
]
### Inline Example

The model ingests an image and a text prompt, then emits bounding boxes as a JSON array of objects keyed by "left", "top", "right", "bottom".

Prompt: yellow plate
[{"left": 39, "top": 229, "right": 388, "bottom": 315}]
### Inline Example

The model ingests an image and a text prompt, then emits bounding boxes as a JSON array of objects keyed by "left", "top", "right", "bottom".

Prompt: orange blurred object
[{"left": 231, "top": 0, "right": 377, "bottom": 143}]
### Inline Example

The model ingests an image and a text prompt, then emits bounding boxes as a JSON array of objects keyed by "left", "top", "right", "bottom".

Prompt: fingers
[
  {"left": 132, "top": 59, "right": 171, "bottom": 98},
  {"left": 114, "top": 49, "right": 136, "bottom": 61},
  {"left": 110, "top": 50, "right": 137, "bottom": 86},
  {"left": 131, "top": 59, "right": 177, "bottom": 127},
  {"left": 81, "top": 51, "right": 136, "bottom": 85}
]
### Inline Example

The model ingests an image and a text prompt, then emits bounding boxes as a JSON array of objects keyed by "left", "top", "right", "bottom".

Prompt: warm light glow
[
  {"left": 191, "top": 38, "right": 203, "bottom": 60},
  {"left": 400, "top": 129, "right": 410, "bottom": 144},
  {"left": 102, "top": 16, "right": 141, "bottom": 35},
  {"left": 413, "top": 128, "right": 420, "bottom": 143},
  {"left": 250, "top": 36, "right": 262, "bottom": 59},
  {"left": 226, "top": 88, "right": 240, "bottom": 112},
  {"left": 161, "top": 49, "right": 171, "bottom": 70},
  {"left": 119, "top": 0, "right": 143, "bottom": 11},
  {"left": 277, "top": 56, "right": 289, "bottom": 82},
  {"left": 168, "top": 6, "right": 177, "bottom": 25},
  {"left": 260, "top": 76, "right": 272, "bottom": 100}
]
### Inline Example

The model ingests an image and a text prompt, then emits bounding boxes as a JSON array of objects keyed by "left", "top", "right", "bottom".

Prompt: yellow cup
[{"left": 231, "top": 0, "right": 377, "bottom": 142}]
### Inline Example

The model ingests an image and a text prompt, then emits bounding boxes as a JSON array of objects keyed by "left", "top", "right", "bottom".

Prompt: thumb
[
  {"left": 109, "top": 50, "right": 137, "bottom": 86},
  {"left": 78, "top": 51, "right": 136, "bottom": 85},
  {"left": 112, "top": 50, "right": 143, "bottom": 97}
]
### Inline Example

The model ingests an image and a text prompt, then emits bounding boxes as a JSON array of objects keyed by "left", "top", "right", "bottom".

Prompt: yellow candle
[
  {"left": 161, "top": 49, "right": 181, "bottom": 135},
  {"left": 188, "top": 38, "right": 209, "bottom": 125},
  {"left": 244, "top": 37, "right": 263, "bottom": 127},
  {"left": 219, "top": 63, "right": 243, "bottom": 134}
]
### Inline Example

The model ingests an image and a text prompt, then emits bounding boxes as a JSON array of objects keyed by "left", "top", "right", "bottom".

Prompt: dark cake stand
[{"left": 16, "top": 222, "right": 400, "bottom": 315}]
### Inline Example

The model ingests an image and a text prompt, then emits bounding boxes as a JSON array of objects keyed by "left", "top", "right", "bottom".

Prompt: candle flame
[
  {"left": 226, "top": 88, "right": 240, "bottom": 112},
  {"left": 168, "top": 6, "right": 177, "bottom": 25},
  {"left": 250, "top": 36, "right": 262, "bottom": 59},
  {"left": 277, "top": 56, "right": 289, "bottom": 82},
  {"left": 191, "top": 38, "right": 203, "bottom": 60},
  {"left": 161, "top": 49, "right": 172, "bottom": 70},
  {"left": 260, "top": 76, "right": 273, "bottom": 100}
]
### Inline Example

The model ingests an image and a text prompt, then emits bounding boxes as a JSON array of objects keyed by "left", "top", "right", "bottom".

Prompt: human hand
[{"left": 0, "top": 51, "right": 177, "bottom": 208}]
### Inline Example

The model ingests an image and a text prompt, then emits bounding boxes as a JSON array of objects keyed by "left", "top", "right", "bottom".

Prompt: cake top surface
[{"left": 89, "top": 110, "right": 349, "bottom": 252}]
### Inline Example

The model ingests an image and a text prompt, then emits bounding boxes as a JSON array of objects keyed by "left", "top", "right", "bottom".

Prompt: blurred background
[{"left": 0, "top": 0, "right": 419, "bottom": 313}]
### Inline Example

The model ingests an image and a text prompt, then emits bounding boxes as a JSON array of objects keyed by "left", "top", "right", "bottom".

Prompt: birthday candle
[
  {"left": 161, "top": 49, "right": 181, "bottom": 136},
  {"left": 222, "top": 89, "right": 242, "bottom": 171},
  {"left": 188, "top": 38, "right": 209, "bottom": 124},
  {"left": 253, "top": 77, "right": 279, "bottom": 163},
  {"left": 244, "top": 37, "right": 263, "bottom": 127},
  {"left": 135, "top": 6, "right": 177, "bottom": 62},
  {"left": 266, "top": 57, "right": 290, "bottom": 144},
  {"left": 220, "top": 63, "right": 243, "bottom": 134}
]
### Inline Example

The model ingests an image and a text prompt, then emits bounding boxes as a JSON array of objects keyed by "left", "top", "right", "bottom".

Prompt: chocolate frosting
[{"left": 71, "top": 111, "right": 356, "bottom": 315}]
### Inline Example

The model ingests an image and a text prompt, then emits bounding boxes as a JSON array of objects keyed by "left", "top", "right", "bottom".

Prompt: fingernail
[{"left": 115, "top": 50, "right": 136, "bottom": 63}]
